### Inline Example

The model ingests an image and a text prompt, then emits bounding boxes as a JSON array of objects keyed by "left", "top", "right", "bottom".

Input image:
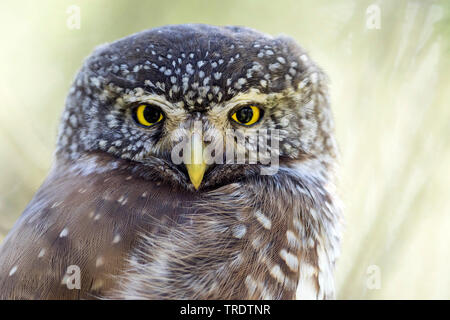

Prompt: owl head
[{"left": 56, "top": 24, "right": 336, "bottom": 191}]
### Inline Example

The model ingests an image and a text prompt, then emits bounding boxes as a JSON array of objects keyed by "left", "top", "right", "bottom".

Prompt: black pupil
[
  {"left": 143, "top": 106, "right": 161, "bottom": 123},
  {"left": 236, "top": 106, "right": 254, "bottom": 123}
]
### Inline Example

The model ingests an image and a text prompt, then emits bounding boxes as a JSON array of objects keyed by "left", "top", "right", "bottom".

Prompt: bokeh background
[{"left": 0, "top": 0, "right": 449, "bottom": 299}]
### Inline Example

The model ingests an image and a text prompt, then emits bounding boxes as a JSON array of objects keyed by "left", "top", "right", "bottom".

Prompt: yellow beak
[{"left": 185, "top": 131, "right": 207, "bottom": 190}]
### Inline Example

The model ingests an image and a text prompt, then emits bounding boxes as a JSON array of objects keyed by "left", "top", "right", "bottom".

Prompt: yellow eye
[
  {"left": 231, "top": 105, "right": 262, "bottom": 126},
  {"left": 133, "top": 104, "right": 164, "bottom": 127}
]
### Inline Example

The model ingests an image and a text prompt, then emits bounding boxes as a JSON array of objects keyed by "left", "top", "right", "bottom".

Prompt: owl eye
[
  {"left": 133, "top": 104, "right": 164, "bottom": 127},
  {"left": 231, "top": 105, "right": 262, "bottom": 126}
]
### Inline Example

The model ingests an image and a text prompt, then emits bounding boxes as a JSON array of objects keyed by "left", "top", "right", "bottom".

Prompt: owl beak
[{"left": 185, "top": 131, "right": 207, "bottom": 190}]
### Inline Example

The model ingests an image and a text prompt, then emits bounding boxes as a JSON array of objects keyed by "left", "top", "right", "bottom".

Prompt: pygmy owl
[{"left": 0, "top": 24, "right": 341, "bottom": 299}]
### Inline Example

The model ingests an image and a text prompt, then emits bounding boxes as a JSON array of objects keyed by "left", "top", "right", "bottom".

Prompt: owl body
[{"left": 0, "top": 24, "right": 341, "bottom": 299}]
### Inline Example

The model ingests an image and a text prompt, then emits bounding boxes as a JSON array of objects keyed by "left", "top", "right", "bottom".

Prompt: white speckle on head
[
  {"left": 268, "top": 63, "right": 281, "bottom": 71},
  {"left": 38, "top": 248, "right": 46, "bottom": 258},
  {"left": 212, "top": 86, "right": 220, "bottom": 94},
  {"left": 144, "top": 79, "right": 155, "bottom": 88},
  {"left": 254, "top": 210, "right": 272, "bottom": 230},
  {"left": 277, "top": 56, "right": 286, "bottom": 64},
  {"left": 141, "top": 192, "right": 148, "bottom": 197},
  {"left": 234, "top": 77, "right": 247, "bottom": 89},
  {"left": 69, "top": 115, "right": 78, "bottom": 127},
  {"left": 94, "top": 214, "right": 101, "bottom": 221},
  {"left": 9, "top": 266, "right": 17, "bottom": 276},
  {"left": 214, "top": 71, "right": 223, "bottom": 80},
  {"left": 232, "top": 224, "right": 247, "bottom": 239},
  {"left": 186, "top": 63, "right": 194, "bottom": 75},
  {"left": 238, "top": 78, "right": 246, "bottom": 85},
  {"left": 280, "top": 249, "right": 299, "bottom": 272},
  {"left": 59, "top": 228, "right": 69, "bottom": 238}
]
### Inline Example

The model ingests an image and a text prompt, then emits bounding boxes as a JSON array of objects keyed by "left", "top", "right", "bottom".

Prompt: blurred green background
[{"left": 0, "top": 0, "right": 449, "bottom": 299}]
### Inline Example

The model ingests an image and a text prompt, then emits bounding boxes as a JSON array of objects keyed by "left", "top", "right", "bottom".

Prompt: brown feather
[{"left": 0, "top": 153, "right": 197, "bottom": 299}]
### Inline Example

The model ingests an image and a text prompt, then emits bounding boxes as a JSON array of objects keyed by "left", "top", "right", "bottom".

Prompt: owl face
[{"left": 57, "top": 24, "right": 335, "bottom": 190}]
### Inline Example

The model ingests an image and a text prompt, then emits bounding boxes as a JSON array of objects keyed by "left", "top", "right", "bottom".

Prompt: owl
[{"left": 0, "top": 24, "right": 341, "bottom": 299}]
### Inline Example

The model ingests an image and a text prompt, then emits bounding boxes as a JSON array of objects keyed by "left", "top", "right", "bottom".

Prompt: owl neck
[{"left": 107, "top": 157, "right": 341, "bottom": 300}]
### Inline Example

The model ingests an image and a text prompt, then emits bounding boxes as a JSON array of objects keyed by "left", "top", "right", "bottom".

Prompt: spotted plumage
[{"left": 0, "top": 24, "right": 341, "bottom": 299}]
